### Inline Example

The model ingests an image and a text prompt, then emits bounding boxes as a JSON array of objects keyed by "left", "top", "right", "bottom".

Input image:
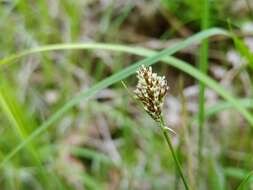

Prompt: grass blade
[
  {"left": 236, "top": 171, "right": 253, "bottom": 190},
  {"left": 0, "top": 28, "right": 227, "bottom": 66},
  {"left": 192, "top": 99, "right": 253, "bottom": 123},
  {"left": 71, "top": 147, "right": 113, "bottom": 165}
]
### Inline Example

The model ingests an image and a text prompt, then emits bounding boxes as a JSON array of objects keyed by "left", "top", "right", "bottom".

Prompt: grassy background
[{"left": 0, "top": 0, "right": 253, "bottom": 189}]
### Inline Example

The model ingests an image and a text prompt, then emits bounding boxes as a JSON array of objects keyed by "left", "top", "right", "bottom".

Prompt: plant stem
[
  {"left": 159, "top": 118, "right": 190, "bottom": 190},
  {"left": 198, "top": 0, "right": 209, "bottom": 183}
]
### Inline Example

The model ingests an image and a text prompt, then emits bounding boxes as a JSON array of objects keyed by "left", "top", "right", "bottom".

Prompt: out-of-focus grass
[
  {"left": 1, "top": 29, "right": 234, "bottom": 168},
  {"left": 0, "top": 0, "right": 253, "bottom": 190}
]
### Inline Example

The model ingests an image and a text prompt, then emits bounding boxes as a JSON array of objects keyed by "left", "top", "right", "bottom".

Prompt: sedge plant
[{"left": 134, "top": 65, "right": 190, "bottom": 190}]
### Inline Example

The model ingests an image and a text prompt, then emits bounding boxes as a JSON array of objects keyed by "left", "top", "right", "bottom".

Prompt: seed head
[{"left": 134, "top": 65, "right": 169, "bottom": 121}]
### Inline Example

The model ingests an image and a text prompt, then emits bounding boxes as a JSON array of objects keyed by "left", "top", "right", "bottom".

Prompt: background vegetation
[{"left": 0, "top": 0, "right": 253, "bottom": 189}]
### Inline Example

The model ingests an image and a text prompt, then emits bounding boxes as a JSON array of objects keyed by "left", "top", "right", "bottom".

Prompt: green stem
[
  {"left": 159, "top": 118, "right": 190, "bottom": 190},
  {"left": 198, "top": 0, "right": 209, "bottom": 182}
]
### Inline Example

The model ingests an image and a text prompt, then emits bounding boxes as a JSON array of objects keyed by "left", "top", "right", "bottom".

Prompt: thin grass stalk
[
  {"left": 159, "top": 118, "right": 190, "bottom": 190},
  {"left": 198, "top": 0, "right": 209, "bottom": 183}
]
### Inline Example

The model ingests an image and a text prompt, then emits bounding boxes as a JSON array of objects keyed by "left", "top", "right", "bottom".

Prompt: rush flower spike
[{"left": 134, "top": 65, "right": 169, "bottom": 121}]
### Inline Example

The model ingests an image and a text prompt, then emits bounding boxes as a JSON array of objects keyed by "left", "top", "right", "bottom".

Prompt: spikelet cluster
[{"left": 134, "top": 65, "right": 169, "bottom": 121}]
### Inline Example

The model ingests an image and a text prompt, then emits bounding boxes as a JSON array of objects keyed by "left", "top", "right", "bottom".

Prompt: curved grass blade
[
  {"left": 0, "top": 28, "right": 227, "bottom": 66},
  {"left": 2, "top": 28, "right": 253, "bottom": 168}
]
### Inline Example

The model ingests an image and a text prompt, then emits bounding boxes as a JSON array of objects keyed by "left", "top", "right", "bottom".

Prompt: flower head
[{"left": 134, "top": 65, "right": 169, "bottom": 121}]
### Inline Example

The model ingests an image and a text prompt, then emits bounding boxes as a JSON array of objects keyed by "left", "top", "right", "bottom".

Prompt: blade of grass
[
  {"left": 0, "top": 82, "right": 63, "bottom": 190},
  {"left": 225, "top": 167, "right": 253, "bottom": 181},
  {"left": 71, "top": 147, "right": 113, "bottom": 165},
  {"left": 198, "top": 0, "right": 210, "bottom": 183},
  {"left": 1, "top": 28, "right": 253, "bottom": 168},
  {"left": 228, "top": 19, "right": 253, "bottom": 71},
  {"left": 236, "top": 171, "right": 253, "bottom": 190},
  {"left": 192, "top": 98, "right": 253, "bottom": 124},
  {"left": 0, "top": 28, "right": 227, "bottom": 66},
  {"left": 81, "top": 172, "right": 104, "bottom": 190},
  {"left": 231, "top": 33, "right": 253, "bottom": 71},
  {"left": 207, "top": 158, "right": 226, "bottom": 190}
]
